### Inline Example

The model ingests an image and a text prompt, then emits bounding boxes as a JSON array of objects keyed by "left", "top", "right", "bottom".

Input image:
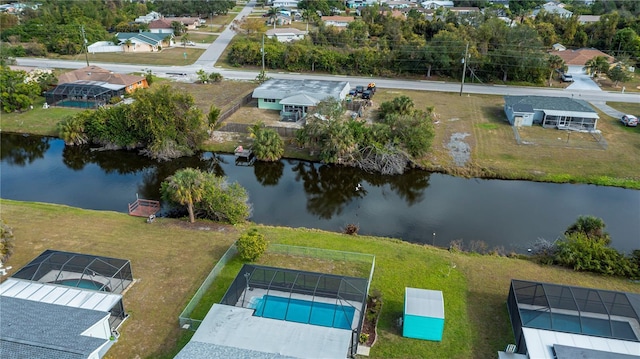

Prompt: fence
[
  {"left": 178, "top": 243, "right": 238, "bottom": 330},
  {"left": 177, "top": 243, "right": 376, "bottom": 331},
  {"left": 218, "top": 122, "right": 300, "bottom": 138},
  {"left": 216, "top": 92, "right": 253, "bottom": 124}
]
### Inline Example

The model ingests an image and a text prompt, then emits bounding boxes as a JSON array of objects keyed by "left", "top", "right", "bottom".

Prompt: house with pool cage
[
  {"left": 503, "top": 279, "right": 640, "bottom": 359},
  {"left": 175, "top": 263, "right": 370, "bottom": 359},
  {"left": 44, "top": 65, "right": 148, "bottom": 109},
  {"left": 0, "top": 250, "right": 134, "bottom": 359}
]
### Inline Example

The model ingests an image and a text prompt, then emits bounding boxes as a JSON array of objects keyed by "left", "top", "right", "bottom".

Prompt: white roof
[
  {"left": 543, "top": 109, "right": 599, "bottom": 119},
  {"left": 176, "top": 304, "right": 352, "bottom": 359},
  {"left": 522, "top": 327, "right": 640, "bottom": 359},
  {"left": 0, "top": 278, "right": 122, "bottom": 312},
  {"left": 405, "top": 287, "right": 444, "bottom": 319}
]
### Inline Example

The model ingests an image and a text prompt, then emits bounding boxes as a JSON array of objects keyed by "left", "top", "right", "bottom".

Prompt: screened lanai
[
  {"left": 221, "top": 264, "right": 368, "bottom": 331},
  {"left": 507, "top": 279, "right": 640, "bottom": 355},
  {"left": 45, "top": 80, "right": 124, "bottom": 108},
  {"left": 11, "top": 249, "right": 133, "bottom": 294}
]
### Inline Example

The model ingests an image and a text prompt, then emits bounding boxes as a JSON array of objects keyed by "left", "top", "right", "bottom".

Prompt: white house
[
  {"left": 265, "top": 28, "right": 306, "bottom": 42},
  {"left": 134, "top": 11, "right": 161, "bottom": 24},
  {"left": 532, "top": 3, "right": 573, "bottom": 18},
  {"left": 321, "top": 16, "right": 356, "bottom": 27},
  {"left": 421, "top": 1, "right": 454, "bottom": 9},
  {"left": 272, "top": 0, "right": 300, "bottom": 8}
]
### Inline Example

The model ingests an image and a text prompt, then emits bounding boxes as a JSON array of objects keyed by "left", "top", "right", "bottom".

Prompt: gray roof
[
  {"left": 512, "top": 103, "right": 534, "bottom": 113},
  {"left": 175, "top": 341, "right": 298, "bottom": 359},
  {"left": 554, "top": 345, "right": 640, "bottom": 359},
  {"left": 504, "top": 96, "right": 597, "bottom": 114},
  {"left": 252, "top": 79, "right": 349, "bottom": 105},
  {"left": 0, "top": 296, "right": 109, "bottom": 359}
]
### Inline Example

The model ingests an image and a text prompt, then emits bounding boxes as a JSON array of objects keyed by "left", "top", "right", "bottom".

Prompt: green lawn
[
  {"left": 1, "top": 201, "right": 638, "bottom": 359},
  {"left": 608, "top": 102, "right": 640, "bottom": 116},
  {"left": 52, "top": 46, "right": 205, "bottom": 66},
  {"left": 1, "top": 97, "right": 82, "bottom": 136}
]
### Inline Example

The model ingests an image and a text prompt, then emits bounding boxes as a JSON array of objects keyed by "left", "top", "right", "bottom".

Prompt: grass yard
[
  {"left": 1, "top": 97, "right": 83, "bottom": 136},
  {"left": 52, "top": 47, "right": 205, "bottom": 66},
  {"left": 182, "top": 33, "right": 218, "bottom": 43},
  {"left": 608, "top": 101, "right": 640, "bottom": 116},
  {"left": 370, "top": 89, "right": 640, "bottom": 187},
  {"left": 166, "top": 81, "right": 257, "bottom": 115},
  {"left": 1, "top": 201, "right": 638, "bottom": 359}
]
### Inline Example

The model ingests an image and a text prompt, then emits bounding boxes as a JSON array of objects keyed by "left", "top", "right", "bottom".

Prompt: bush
[
  {"left": 236, "top": 228, "right": 268, "bottom": 262},
  {"left": 554, "top": 233, "right": 639, "bottom": 278}
]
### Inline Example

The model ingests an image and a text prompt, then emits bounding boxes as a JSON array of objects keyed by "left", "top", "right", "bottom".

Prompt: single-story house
[
  {"left": 272, "top": 0, "right": 300, "bottom": 8},
  {"left": 548, "top": 48, "right": 614, "bottom": 74},
  {"left": 57, "top": 65, "right": 148, "bottom": 94},
  {"left": 532, "top": 3, "right": 573, "bottom": 18},
  {"left": 148, "top": 18, "right": 175, "bottom": 34},
  {"left": 116, "top": 32, "right": 171, "bottom": 52},
  {"left": 164, "top": 17, "right": 200, "bottom": 30},
  {"left": 449, "top": 7, "right": 480, "bottom": 15},
  {"left": 552, "top": 43, "right": 566, "bottom": 51},
  {"left": 46, "top": 66, "right": 148, "bottom": 108},
  {"left": 0, "top": 250, "right": 133, "bottom": 359},
  {"left": 346, "top": 0, "right": 377, "bottom": 8},
  {"left": 175, "top": 264, "right": 369, "bottom": 359},
  {"left": 504, "top": 95, "right": 599, "bottom": 130},
  {"left": 504, "top": 280, "right": 640, "bottom": 359},
  {"left": 421, "top": 1, "right": 454, "bottom": 9},
  {"left": 265, "top": 28, "right": 306, "bottom": 42},
  {"left": 321, "top": 15, "right": 356, "bottom": 27},
  {"left": 134, "top": 11, "right": 161, "bottom": 24},
  {"left": 252, "top": 79, "right": 350, "bottom": 121},
  {"left": 578, "top": 15, "right": 600, "bottom": 24}
]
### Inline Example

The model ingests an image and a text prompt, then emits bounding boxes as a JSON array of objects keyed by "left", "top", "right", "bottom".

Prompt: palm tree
[
  {"left": 161, "top": 168, "right": 206, "bottom": 223},
  {"left": 565, "top": 215, "right": 610, "bottom": 245},
  {"left": 249, "top": 122, "right": 284, "bottom": 161},
  {"left": 0, "top": 220, "right": 14, "bottom": 264},
  {"left": 583, "top": 56, "right": 610, "bottom": 77},
  {"left": 124, "top": 39, "right": 132, "bottom": 52},
  {"left": 547, "top": 54, "right": 564, "bottom": 86}
]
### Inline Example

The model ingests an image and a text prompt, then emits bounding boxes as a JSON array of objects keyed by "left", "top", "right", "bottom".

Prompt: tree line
[{"left": 229, "top": 3, "right": 639, "bottom": 84}]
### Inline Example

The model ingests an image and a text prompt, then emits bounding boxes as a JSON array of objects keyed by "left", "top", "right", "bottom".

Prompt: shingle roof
[
  {"left": 148, "top": 18, "right": 173, "bottom": 29},
  {"left": 504, "top": 96, "right": 597, "bottom": 114},
  {"left": 57, "top": 65, "right": 145, "bottom": 88},
  {"left": 549, "top": 48, "right": 614, "bottom": 66},
  {"left": 0, "top": 296, "right": 109, "bottom": 359}
]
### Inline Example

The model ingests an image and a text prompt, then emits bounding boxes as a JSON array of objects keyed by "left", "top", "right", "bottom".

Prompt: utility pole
[
  {"left": 261, "top": 34, "right": 265, "bottom": 73},
  {"left": 81, "top": 25, "right": 90, "bottom": 66},
  {"left": 459, "top": 42, "right": 469, "bottom": 97}
]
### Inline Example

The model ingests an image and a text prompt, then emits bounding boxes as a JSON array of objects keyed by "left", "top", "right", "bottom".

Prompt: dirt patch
[{"left": 447, "top": 133, "right": 471, "bottom": 167}]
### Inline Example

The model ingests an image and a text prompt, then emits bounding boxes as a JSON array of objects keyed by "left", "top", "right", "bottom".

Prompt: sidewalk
[{"left": 194, "top": 0, "right": 257, "bottom": 67}]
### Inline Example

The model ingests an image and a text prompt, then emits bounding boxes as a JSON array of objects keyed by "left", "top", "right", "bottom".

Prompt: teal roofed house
[
  {"left": 504, "top": 96, "right": 599, "bottom": 130},
  {"left": 252, "top": 79, "right": 350, "bottom": 122}
]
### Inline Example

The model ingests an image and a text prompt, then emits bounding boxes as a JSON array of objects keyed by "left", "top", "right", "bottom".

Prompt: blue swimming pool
[
  {"left": 520, "top": 309, "right": 637, "bottom": 340},
  {"left": 53, "top": 279, "right": 110, "bottom": 292},
  {"left": 252, "top": 295, "right": 355, "bottom": 330}
]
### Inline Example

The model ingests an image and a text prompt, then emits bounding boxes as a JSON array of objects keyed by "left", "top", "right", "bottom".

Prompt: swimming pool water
[
  {"left": 520, "top": 309, "right": 637, "bottom": 340},
  {"left": 252, "top": 295, "right": 355, "bottom": 330},
  {"left": 55, "top": 279, "right": 110, "bottom": 292}
]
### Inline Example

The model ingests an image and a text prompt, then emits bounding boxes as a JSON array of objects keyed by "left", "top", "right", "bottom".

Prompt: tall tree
[
  {"left": 548, "top": 54, "right": 565, "bottom": 86},
  {"left": 565, "top": 215, "right": 611, "bottom": 244},
  {"left": 161, "top": 167, "right": 206, "bottom": 223}
]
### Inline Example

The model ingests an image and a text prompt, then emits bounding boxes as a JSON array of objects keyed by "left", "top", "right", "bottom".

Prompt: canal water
[{"left": 1, "top": 133, "right": 638, "bottom": 253}]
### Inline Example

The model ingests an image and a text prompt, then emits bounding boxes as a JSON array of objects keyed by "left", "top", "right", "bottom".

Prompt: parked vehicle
[
  {"left": 349, "top": 88, "right": 357, "bottom": 96},
  {"left": 355, "top": 85, "right": 365, "bottom": 94},
  {"left": 620, "top": 114, "right": 638, "bottom": 127},
  {"left": 362, "top": 90, "right": 372, "bottom": 99},
  {"left": 561, "top": 73, "right": 573, "bottom": 82},
  {"left": 367, "top": 83, "right": 376, "bottom": 93},
  {"left": 186, "top": 41, "right": 196, "bottom": 46}
]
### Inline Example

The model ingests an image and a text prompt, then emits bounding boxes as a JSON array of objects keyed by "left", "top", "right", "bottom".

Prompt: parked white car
[
  {"left": 561, "top": 73, "right": 574, "bottom": 82},
  {"left": 620, "top": 114, "right": 638, "bottom": 127}
]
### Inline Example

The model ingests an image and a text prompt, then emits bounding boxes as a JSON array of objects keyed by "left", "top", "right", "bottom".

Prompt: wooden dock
[
  {"left": 128, "top": 198, "right": 160, "bottom": 217},
  {"left": 234, "top": 146, "right": 255, "bottom": 166}
]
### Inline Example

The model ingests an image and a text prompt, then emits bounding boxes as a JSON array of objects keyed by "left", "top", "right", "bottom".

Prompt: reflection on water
[{"left": 1, "top": 133, "right": 639, "bottom": 253}]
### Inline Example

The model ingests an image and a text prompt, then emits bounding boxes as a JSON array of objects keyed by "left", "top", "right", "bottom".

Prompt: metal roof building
[{"left": 506, "top": 279, "right": 640, "bottom": 359}]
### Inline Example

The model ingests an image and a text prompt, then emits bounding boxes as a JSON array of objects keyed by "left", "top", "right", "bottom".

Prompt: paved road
[
  {"left": 194, "top": 0, "right": 257, "bottom": 67},
  {"left": 16, "top": 57, "right": 640, "bottom": 104}
]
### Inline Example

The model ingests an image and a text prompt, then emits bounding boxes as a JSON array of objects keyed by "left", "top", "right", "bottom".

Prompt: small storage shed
[{"left": 403, "top": 287, "right": 445, "bottom": 341}]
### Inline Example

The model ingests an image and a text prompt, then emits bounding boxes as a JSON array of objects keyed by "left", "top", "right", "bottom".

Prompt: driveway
[
  {"left": 565, "top": 71, "right": 601, "bottom": 91},
  {"left": 194, "top": 0, "right": 257, "bottom": 67},
  {"left": 590, "top": 101, "right": 625, "bottom": 119}
]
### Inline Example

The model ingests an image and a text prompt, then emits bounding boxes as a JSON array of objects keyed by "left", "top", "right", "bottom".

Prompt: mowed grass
[
  {"left": 0, "top": 199, "right": 239, "bottom": 359},
  {"left": 1, "top": 97, "right": 82, "bottom": 136},
  {"left": 2, "top": 201, "right": 639, "bottom": 359},
  {"left": 608, "top": 101, "right": 640, "bottom": 116},
  {"left": 165, "top": 81, "right": 257, "bottom": 115},
  {"left": 53, "top": 46, "right": 205, "bottom": 66}
]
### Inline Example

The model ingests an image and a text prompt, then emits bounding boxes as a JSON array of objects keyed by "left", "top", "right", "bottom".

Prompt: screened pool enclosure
[
  {"left": 221, "top": 264, "right": 368, "bottom": 332},
  {"left": 507, "top": 279, "right": 640, "bottom": 355},
  {"left": 12, "top": 249, "right": 133, "bottom": 294},
  {"left": 44, "top": 81, "right": 124, "bottom": 108}
]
